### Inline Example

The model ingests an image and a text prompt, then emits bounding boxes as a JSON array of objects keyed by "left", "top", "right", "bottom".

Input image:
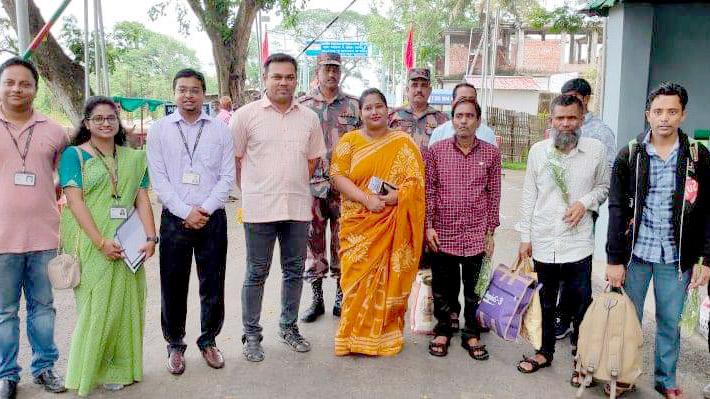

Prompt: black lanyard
[
  {"left": 176, "top": 120, "right": 206, "bottom": 168},
  {"left": 90, "top": 141, "right": 120, "bottom": 200},
  {"left": 3, "top": 121, "right": 35, "bottom": 171}
]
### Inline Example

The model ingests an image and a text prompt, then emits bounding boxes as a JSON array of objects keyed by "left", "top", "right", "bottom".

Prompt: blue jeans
[
  {"left": 0, "top": 250, "right": 59, "bottom": 381},
  {"left": 242, "top": 221, "right": 309, "bottom": 337},
  {"left": 624, "top": 256, "right": 691, "bottom": 390}
]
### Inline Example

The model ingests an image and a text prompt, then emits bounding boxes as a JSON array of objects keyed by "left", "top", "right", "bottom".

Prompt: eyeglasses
[
  {"left": 176, "top": 87, "right": 203, "bottom": 95},
  {"left": 89, "top": 115, "right": 118, "bottom": 125}
]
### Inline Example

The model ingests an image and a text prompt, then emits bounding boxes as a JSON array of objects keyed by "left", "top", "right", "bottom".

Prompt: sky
[
  {"left": 29, "top": 0, "right": 378, "bottom": 72},
  {"left": 28, "top": 0, "right": 568, "bottom": 71}
]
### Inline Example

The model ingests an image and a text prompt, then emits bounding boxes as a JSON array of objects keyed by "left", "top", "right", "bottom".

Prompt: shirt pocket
[{"left": 199, "top": 143, "right": 223, "bottom": 170}]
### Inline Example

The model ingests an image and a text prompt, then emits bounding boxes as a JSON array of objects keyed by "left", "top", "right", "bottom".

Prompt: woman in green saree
[{"left": 59, "top": 96, "right": 157, "bottom": 396}]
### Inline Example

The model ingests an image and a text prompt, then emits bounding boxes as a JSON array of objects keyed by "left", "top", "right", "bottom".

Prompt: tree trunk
[
  {"left": 1, "top": 0, "right": 86, "bottom": 123},
  {"left": 187, "top": 0, "right": 259, "bottom": 106}
]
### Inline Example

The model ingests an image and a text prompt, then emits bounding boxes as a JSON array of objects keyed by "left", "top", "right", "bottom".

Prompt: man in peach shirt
[
  {"left": 0, "top": 58, "right": 68, "bottom": 399},
  {"left": 231, "top": 53, "right": 325, "bottom": 363}
]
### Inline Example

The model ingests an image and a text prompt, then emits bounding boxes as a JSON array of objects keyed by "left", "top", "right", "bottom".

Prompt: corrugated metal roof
[{"left": 581, "top": 0, "right": 619, "bottom": 16}]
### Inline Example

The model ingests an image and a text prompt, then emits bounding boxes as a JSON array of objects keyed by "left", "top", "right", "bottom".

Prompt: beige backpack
[{"left": 575, "top": 287, "right": 643, "bottom": 399}]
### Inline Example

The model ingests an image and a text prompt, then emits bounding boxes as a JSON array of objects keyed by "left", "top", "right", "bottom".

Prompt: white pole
[
  {"left": 489, "top": 8, "right": 500, "bottom": 112},
  {"left": 83, "top": 0, "right": 90, "bottom": 99},
  {"left": 15, "top": 0, "right": 31, "bottom": 52},
  {"left": 93, "top": 0, "right": 103, "bottom": 95},
  {"left": 96, "top": 0, "right": 110, "bottom": 97},
  {"left": 481, "top": 0, "right": 491, "bottom": 122}
]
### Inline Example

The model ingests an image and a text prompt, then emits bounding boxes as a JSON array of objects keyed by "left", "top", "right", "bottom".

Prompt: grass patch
[{"left": 503, "top": 161, "right": 527, "bottom": 170}]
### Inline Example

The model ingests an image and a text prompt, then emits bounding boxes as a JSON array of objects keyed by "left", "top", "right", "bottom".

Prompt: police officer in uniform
[{"left": 297, "top": 53, "right": 361, "bottom": 322}]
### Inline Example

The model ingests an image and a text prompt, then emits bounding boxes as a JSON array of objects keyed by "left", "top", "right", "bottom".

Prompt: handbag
[
  {"left": 516, "top": 257, "right": 543, "bottom": 350},
  {"left": 48, "top": 147, "right": 85, "bottom": 290},
  {"left": 476, "top": 259, "right": 538, "bottom": 342}
]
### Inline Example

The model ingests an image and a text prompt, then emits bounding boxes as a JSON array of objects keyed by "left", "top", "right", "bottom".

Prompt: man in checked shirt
[{"left": 425, "top": 96, "right": 501, "bottom": 359}]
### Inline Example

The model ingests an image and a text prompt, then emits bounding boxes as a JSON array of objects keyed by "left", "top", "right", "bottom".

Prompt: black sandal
[
  {"left": 570, "top": 371, "right": 598, "bottom": 388},
  {"left": 428, "top": 336, "right": 450, "bottom": 357},
  {"left": 517, "top": 354, "right": 551, "bottom": 374},
  {"left": 605, "top": 382, "right": 636, "bottom": 397},
  {"left": 462, "top": 338, "right": 489, "bottom": 361}
]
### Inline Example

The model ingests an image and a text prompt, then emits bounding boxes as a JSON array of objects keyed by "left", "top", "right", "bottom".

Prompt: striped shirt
[
  {"left": 231, "top": 98, "right": 326, "bottom": 223},
  {"left": 633, "top": 134, "right": 679, "bottom": 263},
  {"left": 0, "top": 110, "right": 68, "bottom": 253},
  {"left": 147, "top": 111, "right": 236, "bottom": 220}
]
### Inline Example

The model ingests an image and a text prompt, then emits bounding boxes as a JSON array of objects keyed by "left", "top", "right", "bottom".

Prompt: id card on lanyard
[
  {"left": 177, "top": 120, "right": 206, "bottom": 186},
  {"left": 90, "top": 142, "right": 128, "bottom": 219},
  {"left": 3, "top": 121, "right": 36, "bottom": 187}
]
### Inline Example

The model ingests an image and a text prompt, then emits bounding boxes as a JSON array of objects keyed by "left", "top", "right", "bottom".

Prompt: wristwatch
[{"left": 146, "top": 236, "right": 160, "bottom": 244}]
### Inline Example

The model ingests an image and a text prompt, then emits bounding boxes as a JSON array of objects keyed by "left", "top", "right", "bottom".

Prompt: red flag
[
  {"left": 261, "top": 31, "right": 270, "bottom": 64},
  {"left": 404, "top": 27, "right": 414, "bottom": 70}
]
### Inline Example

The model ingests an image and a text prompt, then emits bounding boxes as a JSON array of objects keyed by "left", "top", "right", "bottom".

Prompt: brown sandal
[{"left": 428, "top": 336, "right": 450, "bottom": 357}]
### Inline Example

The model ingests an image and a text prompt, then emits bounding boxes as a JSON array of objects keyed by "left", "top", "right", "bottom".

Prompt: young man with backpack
[{"left": 606, "top": 82, "right": 710, "bottom": 399}]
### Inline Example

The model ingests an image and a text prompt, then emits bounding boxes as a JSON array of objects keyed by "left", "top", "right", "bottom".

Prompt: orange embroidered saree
[{"left": 330, "top": 130, "right": 425, "bottom": 356}]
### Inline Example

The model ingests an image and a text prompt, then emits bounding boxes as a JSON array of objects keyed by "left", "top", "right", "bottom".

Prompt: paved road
[{"left": 14, "top": 170, "right": 710, "bottom": 398}]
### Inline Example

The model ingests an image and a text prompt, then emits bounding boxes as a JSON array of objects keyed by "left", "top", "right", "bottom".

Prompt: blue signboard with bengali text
[{"left": 304, "top": 41, "right": 369, "bottom": 57}]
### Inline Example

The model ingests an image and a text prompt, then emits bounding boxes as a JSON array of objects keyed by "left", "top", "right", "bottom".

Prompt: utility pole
[
  {"left": 84, "top": 0, "right": 90, "bottom": 99},
  {"left": 15, "top": 0, "right": 31, "bottom": 51}
]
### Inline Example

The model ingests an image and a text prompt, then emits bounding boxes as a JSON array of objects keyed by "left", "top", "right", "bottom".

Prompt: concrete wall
[
  {"left": 601, "top": 3, "right": 654, "bottom": 148},
  {"left": 489, "top": 90, "right": 540, "bottom": 115},
  {"left": 648, "top": 4, "right": 710, "bottom": 137}
]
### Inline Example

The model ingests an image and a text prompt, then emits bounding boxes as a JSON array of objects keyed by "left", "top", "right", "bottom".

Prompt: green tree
[
  {"left": 149, "top": 0, "right": 304, "bottom": 105},
  {"left": 1, "top": 0, "right": 87, "bottom": 121},
  {"left": 110, "top": 22, "right": 201, "bottom": 100}
]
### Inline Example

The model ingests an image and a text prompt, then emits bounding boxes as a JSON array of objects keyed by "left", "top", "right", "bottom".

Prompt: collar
[
  {"left": 259, "top": 97, "right": 299, "bottom": 113},
  {"left": 405, "top": 105, "right": 438, "bottom": 118},
  {"left": 0, "top": 107, "right": 47, "bottom": 130},
  {"left": 168, "top": 109, "right": 210, "bottom": 124},
  {"left": 310, "top": 87, "right": 345, "bottom": 103},
  {"left": 452, "top": 135, "right": 479, "bottom": 154},
  {"left": 584, "top": 112, "right": 593, "bottom": 124},
  {"left": 643, "top": 130, "right": 680, "bottom": 156}
]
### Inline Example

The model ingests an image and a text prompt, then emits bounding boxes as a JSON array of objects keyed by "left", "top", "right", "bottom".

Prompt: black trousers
[
  {"left": 431, "top": 252, "right": 483, "bottom": 340},
  {"left": 159, "top": 209, "right": 227, "bottom": 353},
  {"left": 556, "top": 212, "right": 599, "bottom": 328},
  {"left": 535, "top": 255, "right": 592, "bottom": 361}
]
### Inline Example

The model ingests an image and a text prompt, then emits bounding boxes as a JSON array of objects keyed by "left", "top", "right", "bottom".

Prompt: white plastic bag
[{"left": 410, "top": 270, "right": 435, "bottom": 335}]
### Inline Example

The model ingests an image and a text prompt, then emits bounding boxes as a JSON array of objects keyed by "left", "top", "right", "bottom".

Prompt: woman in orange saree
[{"left": 331, "top": 88, "right": 425, "bottom": 356}]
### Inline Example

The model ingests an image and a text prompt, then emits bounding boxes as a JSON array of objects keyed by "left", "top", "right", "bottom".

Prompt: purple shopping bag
[{"left": 476, "top": 261, "right": 537, "bottom": 342}]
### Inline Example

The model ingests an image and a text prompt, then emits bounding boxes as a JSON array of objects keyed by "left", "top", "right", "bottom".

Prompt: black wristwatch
[{"left": 146, "top": 236, "right": 160, "bottom": 244}]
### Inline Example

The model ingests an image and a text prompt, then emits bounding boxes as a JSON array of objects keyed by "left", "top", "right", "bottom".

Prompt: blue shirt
[
  {"left": 428, "top": 121, "right": 497, "bottom": 148},
  {"left": 147, "top": 111, "right": 236, "bottom": 220},
  {"left": 581, "top": 112, "right": 616, "bottom": 169},
  {"left": 632, "top": 133, "right": 679, "bottom": 264}
]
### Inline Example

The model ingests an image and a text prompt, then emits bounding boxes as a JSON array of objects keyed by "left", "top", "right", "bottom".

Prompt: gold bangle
[{"left": 96, "top": 238, "right": 105, "bottom": 249}]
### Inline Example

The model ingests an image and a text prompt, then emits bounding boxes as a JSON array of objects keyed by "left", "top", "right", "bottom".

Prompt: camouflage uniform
[
  {"left": 297, "top": 63, "right": 360, "bottom": 285},
  {"left": 389, "top": 68, "right": 448, "bottom": 272},
  {"left": 388, "top": 68, "right": 449, "bottom": 156}
]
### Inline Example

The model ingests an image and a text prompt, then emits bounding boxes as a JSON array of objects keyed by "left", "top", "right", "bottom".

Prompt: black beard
[{"left": 552, "top": 128, "right": 581, "bottom": 151}]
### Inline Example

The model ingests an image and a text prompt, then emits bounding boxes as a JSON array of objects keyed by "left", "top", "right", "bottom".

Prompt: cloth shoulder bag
[{"left": 48, "top": 147, "right": 85, "bottom": 290}]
